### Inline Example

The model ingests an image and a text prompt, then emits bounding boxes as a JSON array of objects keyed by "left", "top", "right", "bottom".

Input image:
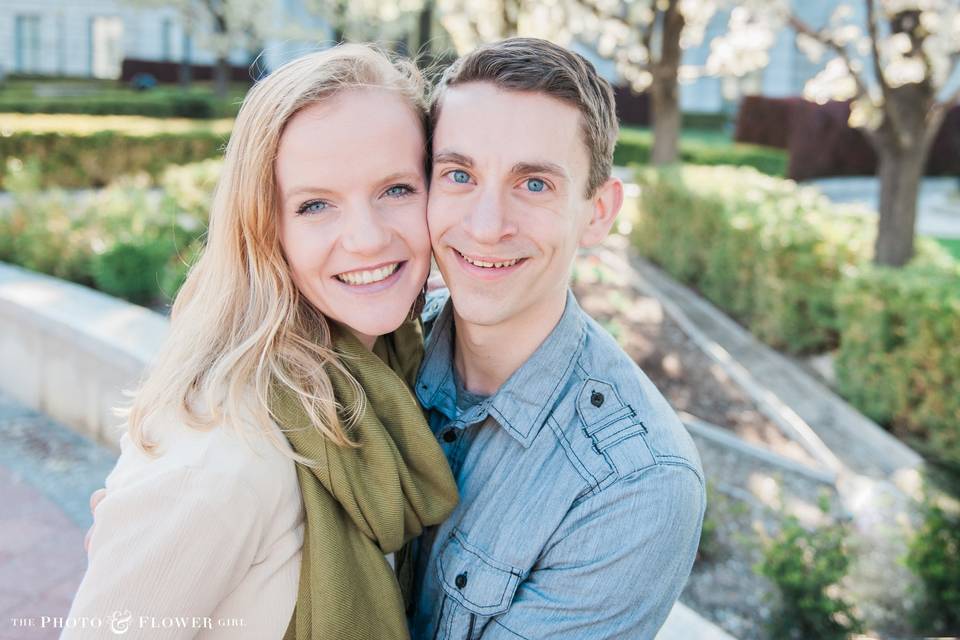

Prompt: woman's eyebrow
[
  {"left": 283, "top": 185, "right": 334, "bottom": 201},
  {"left": 378, "top": 171, "right": 423, "bottom": 185}
]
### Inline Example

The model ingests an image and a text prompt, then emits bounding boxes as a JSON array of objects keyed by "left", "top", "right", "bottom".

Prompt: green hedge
[
  {"left": 835, "top": 261, "right": 960, "bottom": 468},
  {"left": 633, "top": 166, "right": 872, "bottom": 352},
  {"left": 0, "top": 158, "right": 215, "bottom": 304},
  {"left": 632, "top": 165, "right": 959, "bottom": 468},
  {"left": 615, "top": 127, "right": 789, "bottom": 176},
  {"left": 0, "top": 115, "right": 230, "bottom": 189},
  {"left": 0, "top": 93, "right": 236, "bottom": 118}
]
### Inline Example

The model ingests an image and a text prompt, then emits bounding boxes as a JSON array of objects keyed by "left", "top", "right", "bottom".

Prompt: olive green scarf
[{"left": 272, "top": 319, "right": 459, "bottom": 640}]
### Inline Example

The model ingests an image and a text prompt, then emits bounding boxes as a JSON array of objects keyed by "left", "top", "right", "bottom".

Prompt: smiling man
[{"left": 408, "top": 38, "right": 706, "bottom": 639}]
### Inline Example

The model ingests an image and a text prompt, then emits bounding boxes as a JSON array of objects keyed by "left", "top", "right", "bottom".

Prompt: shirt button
[
  {"left": 455, "top": 572, "right": 468, "bottom": 589},
  {"left": 591, "top": 391, "right": 605, "bottom": 407},
  {"left": 442, "top": 429, "right": 457, "bottom": 443}
]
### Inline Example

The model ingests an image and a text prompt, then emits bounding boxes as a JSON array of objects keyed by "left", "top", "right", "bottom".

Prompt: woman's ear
[{"left": 579, "top": 177, "right": 624, "bottom": 248}]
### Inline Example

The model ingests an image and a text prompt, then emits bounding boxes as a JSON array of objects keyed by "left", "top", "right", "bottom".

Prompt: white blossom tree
[
  {"left": 565, "top": 0, "right": 731, "bottom": 165},
  {"left": 718, "top": 0, "right": 960, "bottom": 267}
]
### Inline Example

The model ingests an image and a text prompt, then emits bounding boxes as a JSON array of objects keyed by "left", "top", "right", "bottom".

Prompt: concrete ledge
[
  {"left": 657, "top": 602, "right": 737, "bottom": 640},
  {"left": 0, "top": 263, "right": 168, "bottom": 449}
]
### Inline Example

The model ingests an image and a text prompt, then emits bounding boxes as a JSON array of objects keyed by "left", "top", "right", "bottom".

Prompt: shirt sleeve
[
  {"left": 482, "top": 463, "right": 706, "bottom": 640},
  {"left": 63, "top": 465, "right": 265, "bottom": 639}
]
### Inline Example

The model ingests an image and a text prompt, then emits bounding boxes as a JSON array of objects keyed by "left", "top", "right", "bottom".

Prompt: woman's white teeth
[
  {"left": 336, "top": 263, "right": 400, "bottom": 285},
  {"left": 461, "top": 254, "right": 520, "bottom": 269}
]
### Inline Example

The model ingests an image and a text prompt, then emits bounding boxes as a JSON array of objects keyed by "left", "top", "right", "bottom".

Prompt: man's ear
[{"left": 579, "top": 177, "right": 624, "bottom": 248}]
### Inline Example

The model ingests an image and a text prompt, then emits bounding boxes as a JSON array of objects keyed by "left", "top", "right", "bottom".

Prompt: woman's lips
[{"left": 332, "top": 260, "right": 407, "bottom": 293}]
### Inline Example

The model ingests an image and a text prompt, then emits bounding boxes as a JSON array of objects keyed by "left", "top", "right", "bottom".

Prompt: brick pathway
[{"left": 0, "top": 392, "right": 116, "bottom": 640}]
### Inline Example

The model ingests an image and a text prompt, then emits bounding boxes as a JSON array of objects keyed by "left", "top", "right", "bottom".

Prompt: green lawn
[
  {"left": 615, "top": 126, "right": 789, "bottom": 176},
  {"left": 935, "top": 237, "right": 960, "bottom": 260}
]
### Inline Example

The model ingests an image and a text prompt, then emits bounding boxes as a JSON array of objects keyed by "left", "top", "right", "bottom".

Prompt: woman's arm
[{"left": 64, "top": 465, "right": 264, "bottom": 639}]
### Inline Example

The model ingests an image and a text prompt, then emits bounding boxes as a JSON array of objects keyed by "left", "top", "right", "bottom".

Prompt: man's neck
[{"left": 452, "top": 290, "right": 568, "bottom": 397}]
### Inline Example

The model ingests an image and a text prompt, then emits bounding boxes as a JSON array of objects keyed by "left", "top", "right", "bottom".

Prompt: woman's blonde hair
[{"left": 126, "top": 44, "right": 427, "bottom": 458}]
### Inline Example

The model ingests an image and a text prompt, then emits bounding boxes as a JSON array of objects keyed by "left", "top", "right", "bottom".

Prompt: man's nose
[{"left": 463, "top": 188, "right": 516, "bottom": 245}]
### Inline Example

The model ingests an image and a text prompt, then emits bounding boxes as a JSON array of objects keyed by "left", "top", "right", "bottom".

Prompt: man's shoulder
[
  {"left": 420, "top": 287, "right": 451, "bottom": 340},
  {"left": 547, "top": 308, "right": 703, "bottom": 487}
]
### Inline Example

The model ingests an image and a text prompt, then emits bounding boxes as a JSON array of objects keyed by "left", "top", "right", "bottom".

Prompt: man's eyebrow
[
  {"left": 511, "top": 161, "right": 569, "bottom": 182},
  {"left": 432, "top": 151, "right": 474, "bottom": 167}
]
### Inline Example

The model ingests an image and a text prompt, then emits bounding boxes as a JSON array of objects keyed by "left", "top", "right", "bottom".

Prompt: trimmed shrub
[
  {"left": 91, "top": 237, "right": 174, "bottom": 304},
  {"left": 616, "top": 127, "right": 788, "bottom": 176},
  {"left": 633, "top": 165, "right": 872, "bottom": 352},
  {"left": 0, "top": 159, "right": 215, "bottom": 306},
  {"left": 0, "top": 115, "right": 231, "bottom": 189},
  {"left": 633, "top": 163, "right": 959, "bottom": 470},
  {"left": 835, "top": 253, "right": 960, "bottom": 469}
]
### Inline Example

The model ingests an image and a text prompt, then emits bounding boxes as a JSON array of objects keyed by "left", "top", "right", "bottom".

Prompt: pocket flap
[{"left": 437, "top": 532, "right": 522, "bottom": 616}]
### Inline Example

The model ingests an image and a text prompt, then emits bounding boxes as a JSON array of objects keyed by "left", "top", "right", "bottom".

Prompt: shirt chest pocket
[{"left": 434, "top": 532, "right": 522, "bottom": 640}]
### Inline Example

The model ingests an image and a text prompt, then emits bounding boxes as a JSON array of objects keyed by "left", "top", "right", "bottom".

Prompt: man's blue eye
[
  {"left": 297, "top": 200, "right": 328, "bottom": 215},
  {"left": 526, "top": 179, "right": 546, "bottom": 192},
  {"left": 451, "top": 170, "right": 470, "bottom": 184}
]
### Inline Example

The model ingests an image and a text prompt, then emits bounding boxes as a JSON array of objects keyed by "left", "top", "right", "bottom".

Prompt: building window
[
  {"left": 14, "top": 15, "right": 42, "bottom": 73},
  {"left": 90, "top": 16, "right": 124, "bottom": 79}
]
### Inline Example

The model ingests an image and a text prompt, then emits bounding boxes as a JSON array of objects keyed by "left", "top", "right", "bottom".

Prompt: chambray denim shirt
[{"left": 409, "top": 290, "right": 706, "bottom": 640}]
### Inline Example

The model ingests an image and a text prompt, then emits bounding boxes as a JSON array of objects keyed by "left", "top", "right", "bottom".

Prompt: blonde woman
[{"left": 66, "top": 45, "right": 458, "bottom": 640}]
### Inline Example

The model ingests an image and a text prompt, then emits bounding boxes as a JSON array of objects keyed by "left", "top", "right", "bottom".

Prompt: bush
[
  {"left": 91, "top": 237, "right": 174, "bottom": 304},
  {"left": 633, "top": 165, "right": 872, "bottom": 352},
  {"left": 0, "top": 158, "right": 214, "bottom": 306},
  {"left": 0, "top": 114, "right": 230, "bottom": 189},
  {"left": 615, "top": 127, "right": 788, "bottom": 176},
  {"left": 905, "top": 494, "right": 960, "bottom": 635},
  {"left": 835, "top": 254, "right": 960, "bottom": 469},
  {"left": 757, "top": 511, "right": 863, "bottom": 640},
  {"left": 632, "top": 163, "right": 960, "bottom": 471}
]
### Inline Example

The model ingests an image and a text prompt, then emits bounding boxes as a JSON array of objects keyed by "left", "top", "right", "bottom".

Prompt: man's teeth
[
  {"left": 460, "top": 254, "right": 520, "bottom": 269},
  {"left": 336, "top": 263, "right": 400, "bottom": 285}
]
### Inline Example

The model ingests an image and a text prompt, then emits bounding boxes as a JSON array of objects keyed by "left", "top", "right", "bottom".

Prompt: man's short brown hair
[{"left": 429, "top": 37, "right": 619, "bottom": 198}]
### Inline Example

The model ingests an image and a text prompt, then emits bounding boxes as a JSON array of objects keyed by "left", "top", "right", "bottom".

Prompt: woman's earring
[{"left": 408, "top": 282, "right": 427, "bottom": 321}]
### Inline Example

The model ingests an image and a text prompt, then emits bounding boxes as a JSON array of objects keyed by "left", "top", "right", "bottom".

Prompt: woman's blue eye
[
  {"left": 451, "top": 170, "right": 470, "bottom": 184},
  {"left": 297, "top": 200, "right": 328, "bottom": 215},
  {"left": 525, "top": 179, "right": 546, "bottom": 193},
  {"left": 385, "top": 185, "right": 411, "bottom": 197}
]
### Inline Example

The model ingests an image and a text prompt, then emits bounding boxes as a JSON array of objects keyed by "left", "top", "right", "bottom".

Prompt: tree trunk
[
  {"left": 417, "top": 0, "right": 434, "bottom": 56},
  {"left": 214, "top": 57, "right": 229, "bottom": 98},
  {"left": 333, "top": 0, "right": 348, "bottom": 43},
  {"left": 870, "top": 80, "right": 942, "bottom": 267},
  {"left": 502, "top": 0, "right": 519, "bottom": 37},
  {"left": 179, "top": 32, "right": 193, "bottom": 88},
  {"left": 649, "top": 2, "right": 684, "bottom": 166},
  {"left": 650, "top": 69, "right": 680, "bottom": 165},
  {"left": 874, "top": 141, "right": 925, "bottom": 267}
]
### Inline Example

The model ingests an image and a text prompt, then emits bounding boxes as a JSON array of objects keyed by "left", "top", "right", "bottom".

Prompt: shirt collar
[{"left": 416, "top": 290, "right": 585, "bottom": 448}]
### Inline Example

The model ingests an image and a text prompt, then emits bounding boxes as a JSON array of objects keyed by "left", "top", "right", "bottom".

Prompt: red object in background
[
  {"left": 734, "top": 94, "right": 960, "bottom": 181},
  {"left": 120, "top": 58, "right": 255, "bottom": 84}
]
